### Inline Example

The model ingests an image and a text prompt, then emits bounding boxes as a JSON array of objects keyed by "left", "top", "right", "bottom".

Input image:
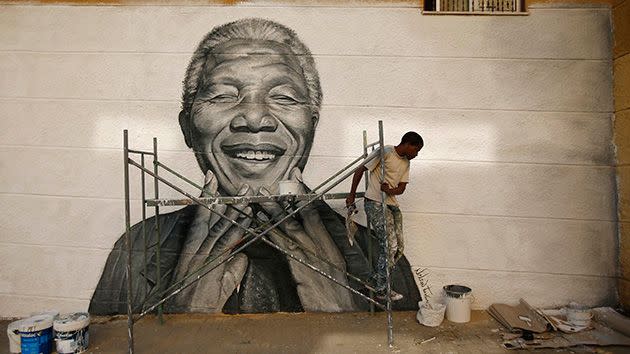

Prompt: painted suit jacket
[{"left": 89, "top": 200, "right": 421, "bottom": 315}]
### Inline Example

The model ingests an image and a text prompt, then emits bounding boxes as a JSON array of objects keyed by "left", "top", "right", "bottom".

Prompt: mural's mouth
[{"left": 222, "top": 144, "right": 285, "bottom": 163}]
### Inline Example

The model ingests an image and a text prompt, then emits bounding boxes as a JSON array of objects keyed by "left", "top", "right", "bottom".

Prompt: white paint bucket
[
  {"left": 278, "top": 180, "right": 300, "bottom": 195},
  {"left": 566, "top": 302, "right": 592, "bottom": 327},
  {"left": 443, "top": 285, "right": 473, "bottom": 323},
  {"left": 7, "top": 311, "right": 59, "bottom": 353},
  {"left": 53, "top": 312, "right": 90, "bottom": 354},
  {"left": 7, "top": 319, "right": 27, "bottom": 353},
  {"left": 18, "top": 314, "right": 54, "bottom": 354},
  {"left": 416, "top": 301, "right": 446, "bottom": 327}
]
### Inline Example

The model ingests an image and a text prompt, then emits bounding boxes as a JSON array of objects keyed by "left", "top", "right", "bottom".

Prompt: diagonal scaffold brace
[{"left": 122, "top": 121, "right": 394, "bottom": 353}]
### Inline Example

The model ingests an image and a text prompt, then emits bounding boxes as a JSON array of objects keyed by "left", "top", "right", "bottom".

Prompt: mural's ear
[
  {"left": 179, "top": 110, "right": 193, "bottom": 148},
  {"left": 312, "top": 112, "right": 319, "bottom": 129}
]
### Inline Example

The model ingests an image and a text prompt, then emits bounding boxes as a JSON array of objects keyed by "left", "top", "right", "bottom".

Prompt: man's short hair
[
  {"left": 400, "top": 131, "right": 424, "bottom": 147},
  {"left": 181, "top": 18, "right": 322, "bottom": 119}
]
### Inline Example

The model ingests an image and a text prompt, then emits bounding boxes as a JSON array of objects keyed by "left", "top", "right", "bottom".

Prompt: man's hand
[
  {"left": 347, "top": 166, "right": 366, "bottom": 207},
  {"left": 259, "top": 167, "right": 358, "bottom": 312},
  {"left": 345, "top": 193, "right": 356, "bottom": 208},
  {"left": 381, "top": 182, "right": 407, "bottom": 196},
  {"left": 169, "top": 170, "right": 252, "bottom": 313}
]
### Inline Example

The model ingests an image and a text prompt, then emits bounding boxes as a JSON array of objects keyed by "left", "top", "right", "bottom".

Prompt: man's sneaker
[{"left": 376, "top": 290, "right": 404, "bottom": 302}]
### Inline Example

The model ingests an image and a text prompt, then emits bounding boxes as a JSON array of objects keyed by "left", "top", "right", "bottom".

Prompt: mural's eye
[
  {"left": 201, "top": 84, "right": 239, "bottom": 104},
  {"left": 209, "top": 94, "right": 238, "bottom": 103},
  {"left": 270, "top": 94, "right": 300, "bottom": 106}
]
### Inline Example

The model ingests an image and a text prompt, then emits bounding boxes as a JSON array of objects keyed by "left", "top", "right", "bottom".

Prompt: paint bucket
[
  {"left": 566, "top": 302, "right": 592, "bottom": 327},
  {"left": 416, "top": 301, "right": 446, "bottom": 327},
  {"left": 7, "top": 319, "right": 27, "bottom": 353},
  {"left": 18, "top": 314, "right": 54, "bottom": 354},
  {"left": 7, "top": 311, "right": 59, "bottom": 353},
  {"left": 53, "top": 312, "right": 90, "bottom": 354},
  {"left": 278, "top": 180, "right": 300, "bottom": 195},
  {"left": 443, "top": 285, "right": 473, "bottom": 323}
]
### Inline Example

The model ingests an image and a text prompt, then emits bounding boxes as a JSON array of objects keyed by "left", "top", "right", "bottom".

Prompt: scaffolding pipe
[
  {"left": 141, "top": 155, "right": 149, "bottom": 297},
  {"left": 156, "top": 161, "right": 204, "bottom": 191},
  {"left": 311, "top": 153, "right": 367, "bottom": 193},
  {"left": 152, "top": 138, "right": 164, "bottom": 323},
  {"left": 145, "top": 192, "right": 364, "bottom": 206},
  {"left": 123, "top": 130, "right": 134, "bottom": 354},
  {"left": 128, "top": 149, "right": 155, "bottom": 156},
  {"left": 378, "top": 121, "right": 394, "bottom": 347},
  {"left": 363, "top": 130, "right": 375, "bottom": 314}
]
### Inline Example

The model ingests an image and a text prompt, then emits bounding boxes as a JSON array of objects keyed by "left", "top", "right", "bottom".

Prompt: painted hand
[
  {"left": 258, "top": 167, "right": 358, "bottom": 312},
  {"left": 170, "top": 170, "right": 252, "bottom": 312}
]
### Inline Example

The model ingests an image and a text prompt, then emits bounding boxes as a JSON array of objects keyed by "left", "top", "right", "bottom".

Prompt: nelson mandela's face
[{"left": 185, "top": 39, "right": 318, "bottom": 196}]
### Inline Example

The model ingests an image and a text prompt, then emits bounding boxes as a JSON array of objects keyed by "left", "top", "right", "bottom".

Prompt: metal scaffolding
[{"left": 122, "top": 121, "right": 395, "bottom": 353}]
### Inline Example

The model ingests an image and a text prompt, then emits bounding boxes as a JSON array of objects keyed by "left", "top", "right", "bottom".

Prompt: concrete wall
[
  {"left": 614, "top": 0, "right": 630, "bottom": 310},
  {"left": 0, "top": 2, "right": 616, "bottom": 317}
]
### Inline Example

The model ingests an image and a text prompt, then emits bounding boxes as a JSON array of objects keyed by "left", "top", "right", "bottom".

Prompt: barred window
[{"left": 423, "top": 0, "right": 526, "bottom": 14}]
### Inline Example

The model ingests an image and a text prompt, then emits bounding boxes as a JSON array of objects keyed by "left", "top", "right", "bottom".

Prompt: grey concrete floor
[{"left": 2, "top": 311, "right": 628, "bottom": 353}]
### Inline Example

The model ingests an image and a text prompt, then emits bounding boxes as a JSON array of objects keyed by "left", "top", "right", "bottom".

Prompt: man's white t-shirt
[{"left": 364, "top": 145, "right": 410, "bottom": 206}]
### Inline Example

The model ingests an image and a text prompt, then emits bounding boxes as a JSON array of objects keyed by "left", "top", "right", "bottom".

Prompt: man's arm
[
  {"left": 381, "top": 182, "right": 407, "bottom": 196},
  {"left": 346, "top": 165, "right": 367, "bottom": 207}
]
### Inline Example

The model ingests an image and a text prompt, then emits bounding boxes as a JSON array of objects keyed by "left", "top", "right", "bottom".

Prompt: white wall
[{"left": 0, "top": 2, "right": 615, "bottom": 317}]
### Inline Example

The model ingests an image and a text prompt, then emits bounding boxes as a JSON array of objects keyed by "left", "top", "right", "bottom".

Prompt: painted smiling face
[{"left": 184, "top": 39, "right": 318, "bottom": 196}]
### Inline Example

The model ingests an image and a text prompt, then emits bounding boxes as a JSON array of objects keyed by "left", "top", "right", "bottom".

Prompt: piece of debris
[
  {"left": 488, "top": 298, "right": 548, "bottom": 333},
  {"left": 518, "top": 315, "right": 532, "bottom": 327},
  {"left": 502, "top": 321, "right": 630, "bottom": 349},
  {"left": 420, "top": 336, "right": 436, "bottom": 344},
  {"left": 490, "top": 300, "right": 630, "bottom": 350},
  {"left": 592, "top": 307, "right": 630, "bottom": 338}
]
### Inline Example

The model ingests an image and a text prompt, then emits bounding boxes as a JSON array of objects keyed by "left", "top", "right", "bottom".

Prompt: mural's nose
[{"left": 230, "top": 102, "right": 278, "bottom": 133}]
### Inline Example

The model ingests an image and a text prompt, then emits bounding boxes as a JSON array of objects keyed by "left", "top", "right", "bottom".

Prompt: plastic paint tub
[
  {"left": 8, "top": 311, "right": 59, "bottom": 353},
  {"left": 416, "top": 301, "right": 446, "bottom": 327},
  {"left": 566, "top": 302, "right": 592, "bottom": 327},
  {"left": 7, "top": 319, "right": 27, "bottom": 353},
  {"left": 53, "top": 313, "right": 90, "bottom": 354},
  {"left": 278, "top": 180, "right": 300, "bottom": 195},
  {"left": 18, "top": 314, "right": 54, "bottom": 354},
  {"left": 443, "top": 285, "right": 473, "bottom": 323}
]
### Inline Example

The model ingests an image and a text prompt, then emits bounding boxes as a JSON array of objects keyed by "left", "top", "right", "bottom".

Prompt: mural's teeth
[
  {"left": 263, "top": 152, "right": 275, "bottom": 159},
  {"left": 235, "top": 150, "right": 276, "bottom": 160}
]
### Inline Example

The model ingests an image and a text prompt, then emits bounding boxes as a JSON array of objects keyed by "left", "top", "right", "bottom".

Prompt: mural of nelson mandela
[{"left": 90, "top": 18, "right": 420, "bottom": 315}]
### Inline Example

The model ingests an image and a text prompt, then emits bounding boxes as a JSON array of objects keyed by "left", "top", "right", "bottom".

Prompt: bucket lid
[
  {"left": 443, "top": 284, "right": 472, "bottom": 298},
  {"left": 53, "top": 312, "right": 90, "bottom": 332},
  {"left": 18, "top": 314, "right": 54, "bottom": 332},
  {"left": 8, "top": 318, "right": 28, "bottom": 332},
  {"left": 31, "top": 310, "right": 59, "bottom": 319}
]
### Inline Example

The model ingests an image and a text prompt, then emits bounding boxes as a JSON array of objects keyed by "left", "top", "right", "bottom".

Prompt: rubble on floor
[{"left": 488, "top": 298, "right": 630, "bottom": 350}]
